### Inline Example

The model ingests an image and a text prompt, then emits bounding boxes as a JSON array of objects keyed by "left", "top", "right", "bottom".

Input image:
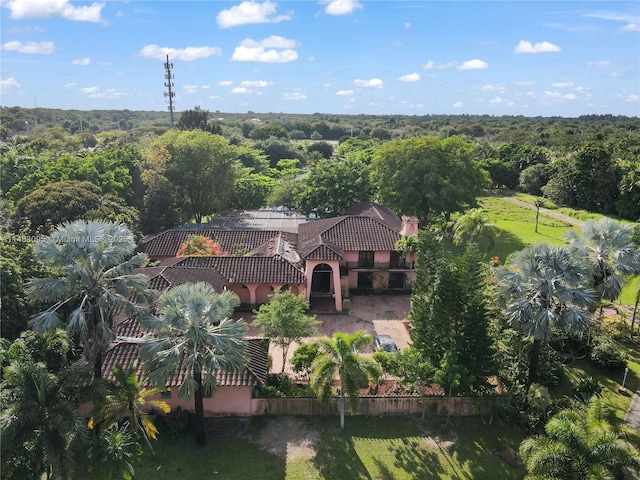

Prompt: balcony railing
[{"left": 346, "top": 260, "right": 413, "bottom": 270}]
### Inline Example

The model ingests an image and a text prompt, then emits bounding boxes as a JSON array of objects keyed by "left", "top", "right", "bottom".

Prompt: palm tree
[
  {"left": 88, "top": 423, "right": 141, "bottom": 480},
  {"left": 309, "top": 331, "right": 381, "bottom": 430},
  {"left": 27, "top": 220, "right": 155, "bottom": 382},
  {"left": 497, "top": 243, "right": 597, "bottom": 391},
  {"left": 89, "top": 362, "right": 170, "bottom": 454},
  {"left": 0, "top": 360, "right": 85, "bottom": 480},
  {"left": 453, "top": 208, "right": 499, "bottom": 251},
  {"left": 520, "top": 398, "right": 640, "bottom": 479},
  {"left": 566, "top": 217, "right": 640, "bottom": 305},
  {"left": 140, "top": 282, "right": 248, "bottom": 445},
  {"left": 532, "top": 198, "right": 545, "bottom": 233}
]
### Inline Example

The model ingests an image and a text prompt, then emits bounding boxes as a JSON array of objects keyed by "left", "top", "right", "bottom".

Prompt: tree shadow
[
  {"left": 486, "top": 230, "right": 526, "bottom": 264},
  {"left": 313, "top": 427, "right": 372, "bottom": 480}
]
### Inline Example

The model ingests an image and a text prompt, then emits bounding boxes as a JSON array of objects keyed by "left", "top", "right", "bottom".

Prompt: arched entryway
[{"left": 311, "top": 263, "right": 332, "bottom": 294}]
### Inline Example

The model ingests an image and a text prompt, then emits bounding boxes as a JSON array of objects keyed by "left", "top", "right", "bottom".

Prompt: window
[
  {"left": 390, "top": 250, "right": 403, "bottom": 268},
  {"left": 389, "top": 272, "right": 405, "bottom": 289},
  {"left": 160, "top": 390, "right": 172, "bottom": 399},
  {"left": 358, "top": 272, "right": 373, "bottom": 289},
  {"left": 358, "top": 251, "right": 374, "bottom": 268}
]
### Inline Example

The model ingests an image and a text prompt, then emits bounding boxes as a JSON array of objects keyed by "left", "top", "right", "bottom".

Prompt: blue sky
[{"left": 1, "top": 0, "right": 639, "bottom": 116}]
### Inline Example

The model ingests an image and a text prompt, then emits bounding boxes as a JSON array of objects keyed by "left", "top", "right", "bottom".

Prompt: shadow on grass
[
  {"left": 313, "top": 427, "right": 372, "bottom": 480},
  {"left": 489, "top": 230, "right": 526, "bottom": 264}
]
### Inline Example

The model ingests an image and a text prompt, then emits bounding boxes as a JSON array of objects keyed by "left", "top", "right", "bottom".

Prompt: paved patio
[{"left": 245, "top": 295, "right": 412, "bottom": 374}]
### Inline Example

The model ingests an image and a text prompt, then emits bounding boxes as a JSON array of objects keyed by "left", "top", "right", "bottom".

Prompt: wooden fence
[{"left": 251, "top": 395, "right": 506, "bottom": 417}]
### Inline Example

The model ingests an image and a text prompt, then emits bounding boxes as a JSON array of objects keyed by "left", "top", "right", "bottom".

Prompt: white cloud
[
  {"left": 283, "top": 92, "right": 307, "bottom": 101},
  {"left": 453, "top": 101, "right": 463, "bottom": 108},
  {"left": 218, "top": 80, "right": 233, "bottom": 87},
  {"left": 2, "top": 40, "right": 55, "bottom": 54},
  {"left": 481, "top": 84, "right": 506, "bottom": 93},
  {"left": 323, "top": 0, "right": 362, "bottom": 16},
  {"left": 216, "top": 1, "right": 291, "bottom": 28},
  {"left": 552, "top": 82, "right": 574, "bottom": 88},
  {"left": 0, "top": 76, "right": 20, "bottom": 92},
  {"left": 624, "top": 94, "right": 639, "bottom": 103},
  {"left": 240, "top": 80, "right": 269, "bottom": 87},
  {"left": 232, "top": 87, "right": 249, "bottom": 94},
  {"left": 515, "top": 80, "right": 535, "bottom": 87},
  {"left": 489, "top": 97, "right": 505, "bottom": 105},
  {"left": 585, "top": 11, "right": 640, "bottom": 31},
  {"left": 183, "top": 84, "right": 199, "bottom": 94},
  {"left": 138, "top": 45, "right": 222, "bottom": 61},
  {"left": 514, "top": 40, "right": 561, "bottom": 54},
  {"left": 422, "top": 60, "right": 456, "bottom": 70},
  {"left": 586, "top": 60, "right": 615, "bottom": 68},
  {"left": 64, "top": 82, "right": 76, "bottom": 88},
  {"left": 396, "top": 73, "right": 420, "bottom": 82},
  {"left": 458, "top": 59, "right": 488, "bottom": 70},
  {"left": 82, "top": 87, "right": 127, "bottom": 99},
  {"left": 404, "top": 22, "right": 411, "bottom": 29},
  {"left": 563, "top": 93, "right": 577, "bottom": 100},
  {"left": 354, "top": 78, "right": 383, "bottom": 88},
  {"left": 72, "top": 57, "right": 91, "bottom": 65},
  {"left": 231, "top": 36, "right": 298, "bottom": 63},
  {"left": 5, "top": 0, "right": 104, "bottom": 22},
  {"left": 336, "top": 90, "right": 353, "bottom": 96}
]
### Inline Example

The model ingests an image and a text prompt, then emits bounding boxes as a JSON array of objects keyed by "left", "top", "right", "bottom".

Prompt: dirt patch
[{"left": 258, "top": 417, "right": 320, "bottom": 461}]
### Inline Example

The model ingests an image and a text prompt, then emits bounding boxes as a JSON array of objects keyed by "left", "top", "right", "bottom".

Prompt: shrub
[
  {"left": 589, "top": 337, "right": 628, "bottom": 371},
  {"left": 572, "top": 375, "right": 603, "bottom": 404},
  {"left": 159, "top": 406, "right": 192, "bottom": 437}
]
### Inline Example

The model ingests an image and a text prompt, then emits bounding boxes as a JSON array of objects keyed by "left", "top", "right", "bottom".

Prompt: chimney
[{"left": 400, "top": 215, "right": 419, "bottom": 237}]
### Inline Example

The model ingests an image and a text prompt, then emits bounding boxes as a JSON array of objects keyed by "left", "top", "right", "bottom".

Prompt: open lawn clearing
[
  {"left": 74, "top": 416, "right": 526, "bottom": 480},
  {"left": 478, "top": 195, "right": 639, "bottom": 306}
]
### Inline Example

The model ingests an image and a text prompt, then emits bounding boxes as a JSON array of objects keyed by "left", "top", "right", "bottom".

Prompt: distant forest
[{"left": 1, "top": 106, "right": 639, "bottom": 149}]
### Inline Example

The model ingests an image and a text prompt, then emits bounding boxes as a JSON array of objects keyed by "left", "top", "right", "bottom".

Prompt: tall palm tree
[
  {"left": 309, "top": 331, "right": 381, "bottom": 430},
  {"left": 0, "top": 360, "right": 85, "bottom": 480},
  {"left": 520, "top": 398, "right": 640, "bottom": 479},
  {"left": 566, "top": 217, "right": 640, "bottom": 305},
  {"left": 140, "top": 282, "right": 248, "bottom": 445},
  {"left": 89, "top": 362, "right": 170, "bottom": 453},
  {"left": 27, "top": 220, "right": 155, "bottom": 381},
  {"left": 497, "top": 243, "right": 597, "bottom": 391}
]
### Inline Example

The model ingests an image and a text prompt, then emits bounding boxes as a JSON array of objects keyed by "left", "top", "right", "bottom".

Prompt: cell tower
[{"left": 164, "top": 55, "right": 175, "bottom": 128}]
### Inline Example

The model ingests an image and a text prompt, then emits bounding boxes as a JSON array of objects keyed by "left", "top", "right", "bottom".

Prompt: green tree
[
  {"left": 89, "top": 363, "right": 170, "bottom": 454},
  {"left": 0, "top": 232, "right": 49, "bottom": 340},
  {"left": 140, "top": 282, "right": 248, "bottom": 445},
  {"left": 150, "top": 130, "right": 239, "bottom": 223},
  {"left": 177, "top": 105, "right": 210, "bottom": 131},
  {"left": 434, "top": 352, "right": 466, "bottom": 426},
  {"left": 295, "top": 156, "right": 372, "bottom": 217},
  {"left": 0, "top": 360, "right": 86, "bottom": 480},
  {"left": 410, "top": 233, "right": 496, "bottom": 391},
  {"left": 27, "top": 220, "right": 154, "bottom": 381},
  {"left": 519, "top": 399, "right": 640, "bottom": 479},
  {"left": 309, "top": 331, "right": 381, "bottom": 429},
  {"left": 371, "top": 136, "right": 487, "bottom": 223},
  {"left": 14, "top": 180, "right": 139, "bottom": 235},
  {"left": 496, "top": 243, "right": 597, "bottom": 391},
  {"left": 253, "top": 290, "right": 320, "bottom": 373}
]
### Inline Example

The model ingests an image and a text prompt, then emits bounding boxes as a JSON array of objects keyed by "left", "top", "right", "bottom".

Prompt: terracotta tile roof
[
  {"left": 298, "top": 215, "right": 401, "bottom": 259},
  {"left": 171, "top": 256, "right": 306, "bottom": 284},
  {"left": 343, "top": 202, "right": 403, "bottom": 230},
  {"left": 140, "top": 230, "right": 283, "bottom": 259},
  {"left": 104, "top": 324, "right": 269, "bottom": 388}
]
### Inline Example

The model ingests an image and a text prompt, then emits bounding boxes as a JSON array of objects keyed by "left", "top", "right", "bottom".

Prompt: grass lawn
[
  {"left": 552, "top": 337, "right": 640, "bottom": 423},
  {"left": 478, "top": 194, "right": 639, "bottom": 306},
  {"left": 74, "top": 416, "right": 526, "bottom": 480}
]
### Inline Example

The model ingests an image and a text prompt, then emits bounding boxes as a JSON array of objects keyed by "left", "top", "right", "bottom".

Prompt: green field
[
  {"left": 75, "top": 416, "right": 526, "bottom": 480},
  {"left": 478, "top": 194, "right": 639, "bottom": 306}
]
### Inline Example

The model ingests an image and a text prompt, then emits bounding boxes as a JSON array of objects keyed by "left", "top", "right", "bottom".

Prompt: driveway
[{"left": 246, "top": 295, "right": 412, "bottom": 374}]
